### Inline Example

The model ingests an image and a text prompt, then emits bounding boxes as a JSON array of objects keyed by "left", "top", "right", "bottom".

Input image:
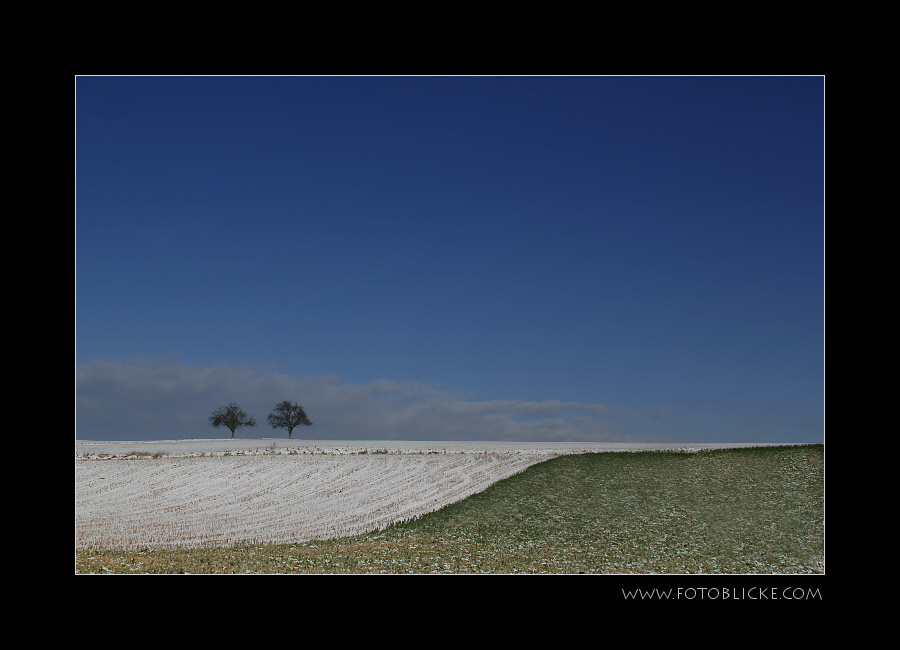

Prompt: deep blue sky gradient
[{"left": 75, "top": 75, "right": 824, "bottom": 443}]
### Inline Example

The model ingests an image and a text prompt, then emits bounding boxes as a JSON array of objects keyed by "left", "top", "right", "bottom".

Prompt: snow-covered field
[{"left": 75, "top": 439, "right": 797, "bottom": 551}]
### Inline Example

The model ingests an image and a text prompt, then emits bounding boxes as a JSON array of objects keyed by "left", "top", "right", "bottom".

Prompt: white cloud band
[{"left": 75, "top": 356, "right": 650, "bottom": 442}]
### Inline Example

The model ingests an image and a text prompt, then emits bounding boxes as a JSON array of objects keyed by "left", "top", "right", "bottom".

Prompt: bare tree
[
  {"left": 209, "top": 402, "right": 257, "bottom": 438},
  {"left": 267, "top": 401, "right": 313, "bottom": 439}
]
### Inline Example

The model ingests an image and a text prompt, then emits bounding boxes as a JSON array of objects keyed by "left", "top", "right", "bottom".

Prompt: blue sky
[{"left": 75, "top": 75, "right": 824, "bottom": 443}]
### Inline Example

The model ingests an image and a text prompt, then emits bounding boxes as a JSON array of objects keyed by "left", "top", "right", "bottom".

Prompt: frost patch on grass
[{"left": 75, "top": 450, "right": 559, "bottom": 550}]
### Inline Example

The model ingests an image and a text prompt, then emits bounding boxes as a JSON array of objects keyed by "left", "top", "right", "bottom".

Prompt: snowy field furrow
[{"left": 75, "top": 439, "right": 797, "bottom": 551}]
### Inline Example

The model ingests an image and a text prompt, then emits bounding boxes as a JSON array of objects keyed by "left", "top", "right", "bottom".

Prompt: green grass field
[{"left": 75, "top": 444, "right": 824, "bottom": 574}]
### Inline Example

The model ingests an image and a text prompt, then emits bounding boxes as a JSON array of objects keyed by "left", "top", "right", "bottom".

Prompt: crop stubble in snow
[{"left": 75, "top": 450, "right": 560, "bottom": 550}]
